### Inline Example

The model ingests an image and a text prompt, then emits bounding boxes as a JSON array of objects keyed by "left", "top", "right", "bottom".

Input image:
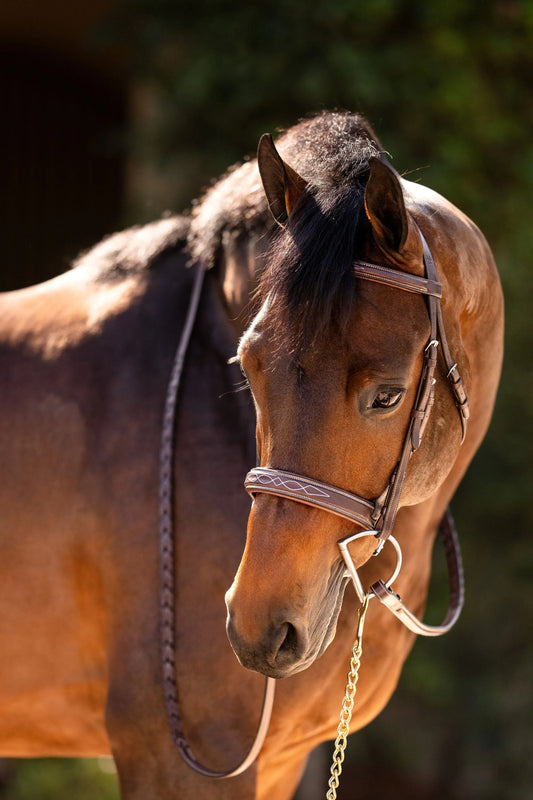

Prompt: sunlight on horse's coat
[{"left": 0, "top": 112, "right": 503, "bottom": 800}]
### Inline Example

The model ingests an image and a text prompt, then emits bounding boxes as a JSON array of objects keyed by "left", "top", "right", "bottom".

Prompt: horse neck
[{"left": 217, "top": 232, "right": 269, "bottom": 338}]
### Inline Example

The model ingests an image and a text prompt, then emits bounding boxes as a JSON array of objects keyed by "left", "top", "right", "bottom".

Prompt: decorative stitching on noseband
[
  {"left": 245, "top": 467, "right": 376, "bottom": 530},
  {"left": 255, "top": 473, "right": 331, "bottom": 498}
]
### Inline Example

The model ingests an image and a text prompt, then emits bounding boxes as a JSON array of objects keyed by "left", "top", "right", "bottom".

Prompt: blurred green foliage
[
  {"left": 106, "top": 0, "right": 533, "bottom": 238},
  {"left": 0, "top": 758, "right": 119, "bottom": 800},
  {"left": 4, "top": 0, "right": 532, "bottom": 797}
]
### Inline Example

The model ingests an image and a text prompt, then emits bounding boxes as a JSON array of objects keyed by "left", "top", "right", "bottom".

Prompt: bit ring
[{"left": 338, "top": 530, "right": 402, "bottom": 604}]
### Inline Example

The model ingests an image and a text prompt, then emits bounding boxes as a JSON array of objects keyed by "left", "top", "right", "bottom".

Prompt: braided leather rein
[{"left": 158, "top": 263, "right": 275, "bottom": 778}]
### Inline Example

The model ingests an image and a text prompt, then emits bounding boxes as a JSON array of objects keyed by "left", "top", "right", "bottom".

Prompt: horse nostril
[
  {"left": 268, "top": 619, "right": 307, "bottom": 670},
  {"left": 277, "top": 622, "right": 299, "bottom": 656},
  {"left": 225, "top": 599, "right": 310, "bottom": 676}
]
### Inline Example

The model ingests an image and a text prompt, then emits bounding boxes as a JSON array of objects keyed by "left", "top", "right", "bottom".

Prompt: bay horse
[{"left": 0, "top": 112, "right": 503, "bottom": 799}]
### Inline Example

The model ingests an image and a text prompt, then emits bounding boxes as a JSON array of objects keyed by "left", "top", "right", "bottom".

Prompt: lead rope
[{"left": 326, "top": 594, "right": 370, "bottom": 800}]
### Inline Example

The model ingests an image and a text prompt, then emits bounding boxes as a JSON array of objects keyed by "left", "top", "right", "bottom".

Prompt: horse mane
[
  {"left": 75, "top": 156, "right": 274, "bottom": 286},
  {"left": 187, "top": 153, "right": 275, "bottom": 268},
  {"left": 256, "top": 112, "right": 386, "bottom": 353},
  {"left": 73, "top": 215, "right": 190, "bottom": 282},
  {"left": 73, "top": 111, "right": 384, "bottom": 327}
]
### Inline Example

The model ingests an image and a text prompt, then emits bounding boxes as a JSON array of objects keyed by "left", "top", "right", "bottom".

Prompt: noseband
[{"left": 244, "top": 228, "right": 469, "bottom": 636}]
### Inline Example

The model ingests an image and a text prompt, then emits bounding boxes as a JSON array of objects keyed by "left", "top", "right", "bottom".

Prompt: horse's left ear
[
  {"left": 364, "top": 157, "right": 409, "bottom": 252},
  {"left": 257, "top": 133, "right": 307, "bottom": 226}
]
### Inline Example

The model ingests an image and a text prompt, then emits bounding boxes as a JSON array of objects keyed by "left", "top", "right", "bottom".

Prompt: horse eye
[{"left": 372, "top": 388, "right": 404, "bottom": 410}]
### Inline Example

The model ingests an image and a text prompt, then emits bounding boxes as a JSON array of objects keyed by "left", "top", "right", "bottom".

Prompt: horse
[{"left": 0, "top": 112, "right": 503, "bottom": 800}]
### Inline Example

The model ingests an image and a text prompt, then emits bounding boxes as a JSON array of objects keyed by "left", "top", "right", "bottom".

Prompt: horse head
[{"left": 225, "top": 116, "right": 468, "bottom": 679}]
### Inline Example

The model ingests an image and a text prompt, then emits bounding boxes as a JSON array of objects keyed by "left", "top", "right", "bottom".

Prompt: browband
[{"left": 353, "top": 261, "right": 442, "bottom": 298}]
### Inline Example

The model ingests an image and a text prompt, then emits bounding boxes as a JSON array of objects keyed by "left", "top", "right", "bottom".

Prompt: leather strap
[
  {"left": 422, "top": 235, "right": 469, "bottom": 442},
  {"left": 372, "top": 509, "right": 464, "bottom": 636},
  {"left": 373, "top": 232, "right": 441, "bottom": 541},
  {"left": 159, "top": 263, "right": 275, "bottom": 777},
  {"left": 353, "top": 261, "right": 442, "bottom": 298},
  {"left": 244, "top": 467, "right": 376, "bottom": 529}
]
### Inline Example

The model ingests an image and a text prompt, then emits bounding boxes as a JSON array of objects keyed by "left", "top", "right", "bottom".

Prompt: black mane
[
  {"left": 73, "top": 112, "right": 384, "bottom": 322},
  {"left": 257, "top": 112, "right": 385, "bottom": 352},
  {"left": 187, "top": 112, "right": 386, "bottom": 351}
]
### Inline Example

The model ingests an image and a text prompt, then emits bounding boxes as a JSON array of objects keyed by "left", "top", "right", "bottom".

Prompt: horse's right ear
[
  {"left": 364, "top": 157, "right": 409, "bottom": 252},
  {"left": 257, "top": 134, "right": 307, "bottom": 226}
]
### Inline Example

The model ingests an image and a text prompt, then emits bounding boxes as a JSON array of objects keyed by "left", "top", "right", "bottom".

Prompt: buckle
[{"left": 447, "top": 362, "right": 459, "bottom": 380}]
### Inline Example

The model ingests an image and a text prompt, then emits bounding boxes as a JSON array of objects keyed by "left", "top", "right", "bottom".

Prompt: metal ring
[{"left": 337, "top": 530, "right": 403, "bottom": 604}]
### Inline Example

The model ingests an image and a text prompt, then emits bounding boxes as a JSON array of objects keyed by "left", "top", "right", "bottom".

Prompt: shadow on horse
[{"left": 0, "top": 112, "right": 503, "bottom": 799}]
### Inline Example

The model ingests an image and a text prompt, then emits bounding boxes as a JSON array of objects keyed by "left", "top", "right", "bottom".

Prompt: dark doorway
[{"left": 1, "top": 43, "right": 126, "bottom": 291}]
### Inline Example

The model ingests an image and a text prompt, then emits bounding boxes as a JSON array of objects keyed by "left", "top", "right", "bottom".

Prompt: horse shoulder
[
  {"left": 402, "top": 177, "right": 503, "bottom": 400},
  {"left": 402, "top": 177, "right": 502, "bottom": 305},
  {"left": 0, "top": 236, "right": 195, "bottom": 757}
]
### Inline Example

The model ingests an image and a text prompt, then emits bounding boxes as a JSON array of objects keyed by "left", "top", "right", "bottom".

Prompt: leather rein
[
  {"left": 159, "top": 263, "right": 275, "bottom": 778},
  {"left": 158, "top": 226, "right": 468, "bottom": 778}
]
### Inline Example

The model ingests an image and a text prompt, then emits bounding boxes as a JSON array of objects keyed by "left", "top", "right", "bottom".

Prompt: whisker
[{"left": 219, "top": 379, "right": 251, "bottom": 400}]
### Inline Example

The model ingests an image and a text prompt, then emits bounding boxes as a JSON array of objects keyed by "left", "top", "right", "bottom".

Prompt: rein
[{"left": 158, "top": 263, "right": 275, "bottom": 778}]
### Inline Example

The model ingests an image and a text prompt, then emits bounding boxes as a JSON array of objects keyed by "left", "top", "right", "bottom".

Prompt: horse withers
[{"left": 0, "top": 113, "right": 503, "bottom": 800}]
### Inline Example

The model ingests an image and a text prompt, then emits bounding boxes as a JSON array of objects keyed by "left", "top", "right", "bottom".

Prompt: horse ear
[
  {"left": 257, "top": 133, "right": 307, "bottom": 226},
  {"left": 364, "top": 157, "right": 409, "bottom": 252}
]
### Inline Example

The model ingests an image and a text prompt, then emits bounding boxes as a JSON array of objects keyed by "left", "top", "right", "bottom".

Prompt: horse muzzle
[
  {"left": 225, "top": 602, "right": 311, "bottom": 679},
  {"left": 224, "top": 561, "right": 348, "bottom": 679}
]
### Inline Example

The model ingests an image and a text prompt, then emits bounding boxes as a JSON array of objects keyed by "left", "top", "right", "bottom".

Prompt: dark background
[{"left": 1, "top": 1, "right": 532, "bottom": 797}]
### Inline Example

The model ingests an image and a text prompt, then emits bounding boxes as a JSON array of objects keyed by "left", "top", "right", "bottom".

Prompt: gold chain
[{"left": 326, "top": 594, "right": 370, "bottom": 800}]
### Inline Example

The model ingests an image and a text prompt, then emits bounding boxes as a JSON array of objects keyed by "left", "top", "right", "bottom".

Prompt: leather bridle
[
  {"left": 158, "top": 225, "right": 469, "bottom": 779},
  {"left": 244, "top": 227, "right": 469, "bottom": 636}
]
